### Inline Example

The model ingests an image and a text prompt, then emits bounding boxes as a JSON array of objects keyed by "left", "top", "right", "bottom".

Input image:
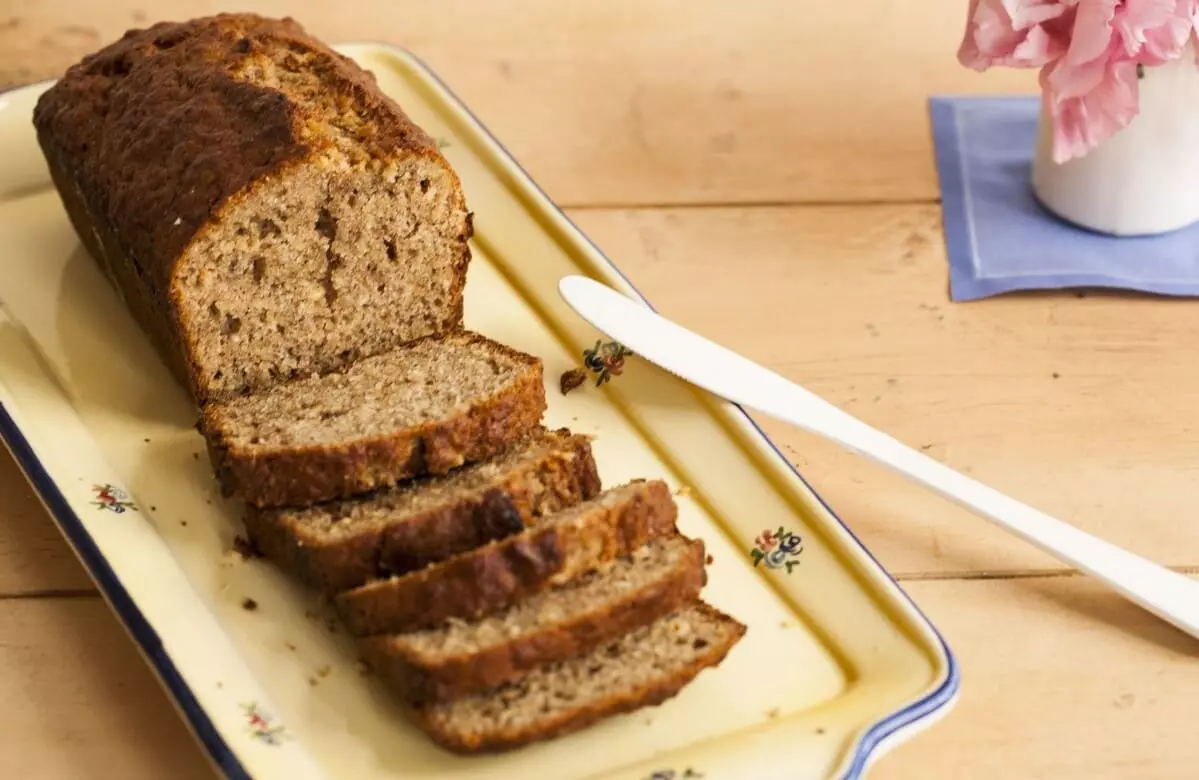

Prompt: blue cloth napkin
[{"left": 930, "top": 96, "right": 1199, "bottom": 301}]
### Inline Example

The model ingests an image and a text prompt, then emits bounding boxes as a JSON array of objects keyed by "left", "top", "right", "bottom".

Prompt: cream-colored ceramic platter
[{"left": 0, "top": 44, "right": 957, "bottom": 780}]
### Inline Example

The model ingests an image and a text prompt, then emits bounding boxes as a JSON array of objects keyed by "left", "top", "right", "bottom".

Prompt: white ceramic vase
[{"left": 1031, "top": 47, "right": 1199, "bottom": 237}]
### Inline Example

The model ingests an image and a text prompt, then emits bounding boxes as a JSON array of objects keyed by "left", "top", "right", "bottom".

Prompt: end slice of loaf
[
  {"left": 359, "top": 533, "right": 707, "bottom": 702},
  {"left": 244, "top": 427, "right": 602, "bottom": 592},
  {"left": 412, "top": 602, "right": 745, "bottom": 754},
  {"left": 335, "top": 480, "right": 678, "bottom": 636},
  {"left": 201, "top": 332, "right": 546, "bottom": 507}
]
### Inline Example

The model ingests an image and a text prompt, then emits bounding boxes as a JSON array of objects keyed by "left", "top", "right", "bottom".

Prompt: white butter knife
[{"left": 558, "top": 275, "right": 1199, "bottom": 640}]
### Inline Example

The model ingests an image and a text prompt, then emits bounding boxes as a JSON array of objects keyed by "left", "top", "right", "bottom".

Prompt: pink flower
[
  {"left": 958, "top": 0, "right": 1198, "bottom": 161},
  {"left": 1114, "top": 0, "right": 1192, "bottom": 65},
  {"left": 958, "top": 0, "right": 1073, "bottom": 70},
  {"left": 1047, "top": 0, "right": 1194, "bottom": 160},
  {"left": 1041, "top": 55, "right": 1141, "bottom": 160}
]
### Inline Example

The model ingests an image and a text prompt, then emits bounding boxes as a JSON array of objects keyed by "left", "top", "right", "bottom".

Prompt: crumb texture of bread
[
  {"left": 32, "top": 12, "right": 472, "bottom": 403},
  {"left": 413, "top": 602, "right": 746, "bottom": 754},
  {"left": 335, "top": 480, "right": 679, "bottom": 636},
  {"left": 243, "top": 427, "right": 602, "bottom": 592},
  {"left": 202, "top": 333, "right": 547, "bottom": 507},
  {"left": 359, "top": 534, "right": 707, "bottom": 702}
]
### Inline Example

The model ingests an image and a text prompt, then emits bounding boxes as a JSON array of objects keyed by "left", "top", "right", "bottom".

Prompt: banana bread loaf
[{"left": 32, "top": 13, "right": 472, "bottom": 404}]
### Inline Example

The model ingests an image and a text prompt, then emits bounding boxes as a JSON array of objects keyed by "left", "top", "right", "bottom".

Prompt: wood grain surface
[
  {"left": 0, "top": 1, "right": 1194, "bottom": 778},
  {"left": 0, "top": 0, "right": 1040, "bottom": 207}
]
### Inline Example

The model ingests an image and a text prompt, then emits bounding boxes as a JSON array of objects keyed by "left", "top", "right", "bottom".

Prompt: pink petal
[
  {"left": 1046, "top": 58, "right": 1141, "bottom": 162},
  {"left": 959, "top": 0, "right": 1074, "bottom": 69},
  {"left": 1064, "top": 0, "right": 1119, "bottom": 67},
  {"left": 959, "top": 0, "right": 1024, "bottom": 69},
  {"left": 1007, "top": 0, "right": 1072, "bottom": 28},
  {"left": 1139, "top": 16, "right": 1192, "bottom": 64},
  {"left": 1120, "top": 0, "right": 1194, "bottom": 63},
  {"left": 1050, "top": 37, "right": 1119, "bottom": 97},
  {"left": 1118, "top": 0, "right": 1180, "bottom": 42},
  {"left": 1013, "top": 22, "right": 1069, "bottom": 62}
]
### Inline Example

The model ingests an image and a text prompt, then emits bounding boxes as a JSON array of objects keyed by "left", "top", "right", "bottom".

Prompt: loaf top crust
[{"left": 32, "top": 12, "right": 443, "bottom": 294}]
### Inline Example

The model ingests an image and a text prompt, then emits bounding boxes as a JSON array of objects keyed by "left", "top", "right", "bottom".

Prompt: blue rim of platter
[
  {"left": 0, "top": 45, "right": 961, "bottom": 780},
  {"left": 0, "top": 406, "right": 253, "bottom": 780}
]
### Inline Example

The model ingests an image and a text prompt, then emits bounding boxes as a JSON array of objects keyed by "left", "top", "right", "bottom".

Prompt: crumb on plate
[
  {"left": 232, "top": 535, "right": 260, "bottom": 559},
  {"left": 559, "top": 367, "right": 587, "bottom": 395}
]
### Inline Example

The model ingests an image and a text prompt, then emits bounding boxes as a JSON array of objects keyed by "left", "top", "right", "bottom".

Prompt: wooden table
[{"left": 2, "top": 2, "right": 1197, "bottom": 778}]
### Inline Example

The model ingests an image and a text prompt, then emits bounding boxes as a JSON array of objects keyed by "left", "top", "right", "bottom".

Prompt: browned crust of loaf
[
  {"left": 359, "top": 537, "right": 707, "bottom": 703},
  {"left": 242, "top": 429, "right": 602, "bottom": 592},
  {"left": 412, "top": 602, "right": 747, "bottom": 754},
  {"left": 32, "top": 13, "right": 468, "bottom": 404},
  {"left": 335, "top": 480, "right": 679, "bottom": 636},
  {"left": 202, "top": 338, "right": 547, "bottom": 508},
  {"left": 39, "top": 114, "right": 200, "bottom": 391}
]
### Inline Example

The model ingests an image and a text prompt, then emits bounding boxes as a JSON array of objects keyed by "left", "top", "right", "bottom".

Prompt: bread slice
[
  {"left": 243, "top": 427, "right": 602, "bottom": 592},
  {"left": 34, "top": 14, "right": 473, "bottom": 404},
  {"left": 412, "top": 602, "right": 745, "bottom": 754},
  {"left": 202, "top": 332, "right": 546, "bottom": 508},
  {"left": 335, "top": 480, "right": 678, "bottom": 636},
  {"left": 359, "top": 534, "right": 707, "bottom": 702}
]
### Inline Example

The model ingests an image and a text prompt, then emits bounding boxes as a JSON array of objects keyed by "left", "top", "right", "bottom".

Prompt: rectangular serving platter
[{"left": 0, "top": 44, "right": 957, "bottom": 780}]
